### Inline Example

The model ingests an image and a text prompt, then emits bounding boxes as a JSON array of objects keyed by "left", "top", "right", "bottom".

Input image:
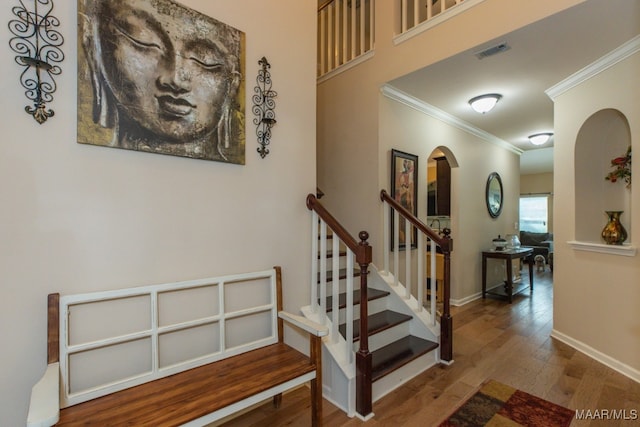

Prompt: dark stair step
[
  {"left": 371, "top": 336, "right": 439, "bottom": 382},
  {"left": 318, "top": 268, "right": 362, "bottom": 283},
  {"left": 339, "top": 310, "right": 412, "bottom": 342},
  {"left": 323, "top": 288, "right": 390, "bottom": 312}
]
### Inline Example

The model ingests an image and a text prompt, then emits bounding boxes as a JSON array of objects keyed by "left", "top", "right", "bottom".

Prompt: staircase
[{"left": 302, "top": 192, "right": 453, "bottom": 420}]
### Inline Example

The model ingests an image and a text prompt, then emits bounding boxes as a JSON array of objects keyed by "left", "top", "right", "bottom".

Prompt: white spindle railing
[
  {"left": 318, "top": 0, "right": 375, "bottom": 78},
  {"left": 401, "top": 0, "right": 465, "bottom": 33},
  {"left": 311, "top": 215, "right": 356, "bottom": 366},
  {"left": 381, "top": 196, "right": 450, "bottom": 326}
]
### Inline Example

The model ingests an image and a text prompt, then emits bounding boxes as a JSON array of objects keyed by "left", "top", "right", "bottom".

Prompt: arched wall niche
[{"left": 574, "top": 108, "right": 631, "bottom": 243}]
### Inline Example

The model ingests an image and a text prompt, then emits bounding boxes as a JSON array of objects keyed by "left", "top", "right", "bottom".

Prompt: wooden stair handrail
[
  {"left": 380, "top": 189, "right": 453, "bottom": 362},
  {"left": 380, "top": 190, "right": 452, "bottom": 253},
  {"left": 307, "top": 194, "right": 372, "bottom": 265}
]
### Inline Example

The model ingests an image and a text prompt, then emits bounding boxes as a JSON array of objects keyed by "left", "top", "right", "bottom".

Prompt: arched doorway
[{"left": 426, "top": 146, "right": 458, "bottom": 234}]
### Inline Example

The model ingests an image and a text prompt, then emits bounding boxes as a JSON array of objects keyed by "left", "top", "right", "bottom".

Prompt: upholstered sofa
[{"left": 519, "top": 231, "right": 553, "bottom": 264}]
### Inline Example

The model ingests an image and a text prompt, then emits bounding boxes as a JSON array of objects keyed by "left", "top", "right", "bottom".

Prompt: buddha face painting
[{"left": 78, "top": 0, "right": 245, "bottom": 163}]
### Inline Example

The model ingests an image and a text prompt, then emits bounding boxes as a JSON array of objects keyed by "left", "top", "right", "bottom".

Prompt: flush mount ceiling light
[
  {"left": 468, "top": 94, "right": 502, "bottom": 114},
  {"left": 528, "top": 132, "right": 553, "bottom": 146}
]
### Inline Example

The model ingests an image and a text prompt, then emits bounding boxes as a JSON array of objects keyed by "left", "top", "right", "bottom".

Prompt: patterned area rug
[{"left": 439, "top": 379, "right": 575, "bottom": 427}]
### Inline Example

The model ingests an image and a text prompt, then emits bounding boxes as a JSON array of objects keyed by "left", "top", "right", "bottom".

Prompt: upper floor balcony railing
[
  {"left": 400, "top": 0, "right": 466, "bottom": 33},
  {"left": 318, "top": 0, "right": 478, "bottom": 79},
  {"left": 317, "top": 0, "right": 375, "bottom": 79}
]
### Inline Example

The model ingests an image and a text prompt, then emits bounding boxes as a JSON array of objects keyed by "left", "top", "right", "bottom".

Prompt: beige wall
[
  {"left": 378, "top": 97, "right": 520, "bottom": 300},
  {"left": 0, "top": 1, "right": 316, "bottom": 425},
  {"left": 521, "top": 173, "right": 553, "bottom": 194},
  {"left": 521, "top": 172, "right": 554, "bottom": 233},
  {"left": 553, "top": 51, "right": 640, "bottom": 376}
]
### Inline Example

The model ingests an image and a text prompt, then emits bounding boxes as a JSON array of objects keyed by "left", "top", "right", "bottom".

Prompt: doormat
[{"left": 439, "top": 379, "right": 574, "bottom": 426}]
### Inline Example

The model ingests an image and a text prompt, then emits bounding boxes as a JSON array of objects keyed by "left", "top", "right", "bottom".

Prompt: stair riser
[
  {"left": 372, "top": 350, "right": 438, "bottom": 403},
  {"left": 352, "top": 322, "right": 411, "bottom": 353},
  {"left": 318, "top": 277, "right": 361, "bottom": 297},
  {"left": 334, "top": 296, "right": 388, "bottom": 324}
]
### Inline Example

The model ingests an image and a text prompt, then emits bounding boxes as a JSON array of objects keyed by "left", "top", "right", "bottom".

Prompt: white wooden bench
[{"left": 27, "top": 266, "right": 327, "bottom": 426}]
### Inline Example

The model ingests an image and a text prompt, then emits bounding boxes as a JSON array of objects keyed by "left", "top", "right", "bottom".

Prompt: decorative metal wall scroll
[
  {"left": 253, "top": 57, "right": 277, "bottom": 158},
  {"left": 8, "top": 0, "right": 64, "bottom": 124}
]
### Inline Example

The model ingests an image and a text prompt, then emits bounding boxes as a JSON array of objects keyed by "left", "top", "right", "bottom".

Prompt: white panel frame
[{"left": 59, "top": 269, "right": 278, "bottom": 408}]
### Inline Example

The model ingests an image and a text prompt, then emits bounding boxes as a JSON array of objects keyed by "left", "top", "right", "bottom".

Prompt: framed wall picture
[
  {"left": 391, "top": 149, "right": 418, "bottom": 249},
  {"left": 77, "top": 0, "right": 246, "bottom": 164}
]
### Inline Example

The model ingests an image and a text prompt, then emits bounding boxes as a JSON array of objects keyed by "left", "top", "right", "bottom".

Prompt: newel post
[
  {"left": 440, "top": 232, "right": 453, "bottom": 362},
  {"left": 355, "top": 231, "right": 373, "bottom": 418}
]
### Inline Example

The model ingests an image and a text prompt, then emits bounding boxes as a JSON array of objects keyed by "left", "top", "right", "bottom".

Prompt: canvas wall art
[
  {"left": 77, "top": 0, "right": 246, "bottom": 164},
  {"left": 391, "top": 149, "right": 418, "bottom": 249}
]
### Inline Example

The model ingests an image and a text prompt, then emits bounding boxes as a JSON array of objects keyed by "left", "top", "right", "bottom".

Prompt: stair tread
[
  {"left": 324, "top": 288, "right": 389, "bottom": 312},
  {"left": 371, "top": 336, "right": 439, "bottom": 382},
  {"left": 339, "top": 310, "right": 412, "bottom": 341}
]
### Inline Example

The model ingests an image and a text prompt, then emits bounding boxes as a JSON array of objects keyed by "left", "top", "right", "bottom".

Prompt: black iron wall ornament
[
  {"left": 8, "top": 0, "right": 64, "bottom": 124},
  {"left": 253, "top": 57, "right": 277, "bottom": 158}
]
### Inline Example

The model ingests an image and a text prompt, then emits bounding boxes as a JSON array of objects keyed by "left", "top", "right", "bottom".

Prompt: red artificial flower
[{"left": 605, "top": 146, "right": 631, "bottom": 188}]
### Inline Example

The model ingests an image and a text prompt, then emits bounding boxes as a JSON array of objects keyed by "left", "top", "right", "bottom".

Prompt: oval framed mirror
[{"left": 486, "top": 172, "right": 503, "bottom": 218}]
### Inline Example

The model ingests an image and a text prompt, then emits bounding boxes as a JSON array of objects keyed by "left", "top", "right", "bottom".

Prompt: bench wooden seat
[
  {"left": 27, "top": 267, "right": 327, "bottom": 427},
  {"left": 58, "top": 343, "right": 315, "bottom": 426}
]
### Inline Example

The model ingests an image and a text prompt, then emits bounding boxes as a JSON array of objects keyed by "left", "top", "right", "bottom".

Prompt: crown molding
[
  {"left": 381, "top": 84, "right": 523, "bottom": 155},
  {"left": 546, "top": 35, "right": 640, "bottom": 100}
]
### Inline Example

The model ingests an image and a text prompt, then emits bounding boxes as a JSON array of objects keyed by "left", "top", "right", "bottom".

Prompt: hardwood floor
[{"left": 221, "top": 269, "right": 640, "bottom": 426}]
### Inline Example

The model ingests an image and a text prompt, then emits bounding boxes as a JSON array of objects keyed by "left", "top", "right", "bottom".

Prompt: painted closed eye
[
  {"left": 112, "top": 23, "right": 163, "bottom": 51},
  {"left": 189, "top": 56, "right": 225, "bottom": 70}
]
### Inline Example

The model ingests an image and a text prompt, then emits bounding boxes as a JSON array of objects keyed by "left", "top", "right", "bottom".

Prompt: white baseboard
[
  {"left": 450, "top": 292, "right": 482, "bottom": 307},
  {"left": 551, "top": 329, "right": 640, "bottom": 383}
]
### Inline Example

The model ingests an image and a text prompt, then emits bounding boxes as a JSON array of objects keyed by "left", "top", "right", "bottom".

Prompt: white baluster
[
  {"left": 417, "top": 230, "right": 424, "bottom": 311},
  {"left": 332, "top": 235, "right": 340, "bottom": 343},
  {"left": 402, "top": 0, "right": 409, "bottom": 33},
  {"left": 342, "top": 0, "right": 348, "bottom": 64},
  {"left": 311, "top": 211, "right": 319, "bottom": 313},
  {"left": 383, "top": 201, "right": 390, "bottom": 275},
  {"left": 393, "top": 209, "right": 400, "bottom": 287},
  {"left": 328, "top": 3, "right": 334, "bottom": 71},
  {"left": 361, "top": 0, "right": 367, "bottom": 54},
  {"left": 320, "top": 221, "right": 328, "bottom": 324},
  {"left": 369, "top": 0, "right": 374, "bottom": 52},
  {"left": 346, "top": 250, "right": 354, "bottom": 365},
  {"left": 430, "top": 239, "right": 437, "bottom": 326},
  {"left": 405, "top": 218, "right": 411, "bottom": 299},
  {"left": 335, "top": 1, "right": 341, "bottom": 67},
  {"left": 414, "top": 0, "right": 420, "bottom": 28},
  {"left": 319, "top": 8, "right": 327, "bottom": 75},
  {"left": 351, "top": 0, "right": 356, "bottom": 59}
]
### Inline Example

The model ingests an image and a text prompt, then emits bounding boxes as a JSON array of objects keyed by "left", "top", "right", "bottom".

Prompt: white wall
[
  {"left": 0, "top": 1, "right": 316, "bottom": 425},
  {"left": 553, "top": 50, "right": 640, "bottom": 378}
]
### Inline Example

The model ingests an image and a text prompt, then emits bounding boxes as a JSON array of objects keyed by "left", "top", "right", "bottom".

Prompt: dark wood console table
[{"left": 482, "top": 247, "right": 534, "bottom": 303}]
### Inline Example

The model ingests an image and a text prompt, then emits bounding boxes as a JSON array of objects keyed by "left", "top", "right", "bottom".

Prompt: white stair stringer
[
  {"left": 300, "top": 306, "right": 356, "bottom": 417},
  {"left": 301, "top": 264, "right": 443, "bottom": 418}
]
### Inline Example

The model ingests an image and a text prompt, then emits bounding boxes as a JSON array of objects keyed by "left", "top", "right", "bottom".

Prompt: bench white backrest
[{"left": 59, "top": 268, "right": 279, "bottom": 408}]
